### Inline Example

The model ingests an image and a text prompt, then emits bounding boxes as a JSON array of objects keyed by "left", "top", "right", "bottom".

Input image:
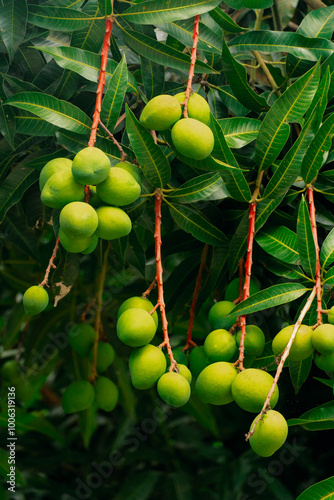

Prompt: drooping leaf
[
  {"left": 27, "top": 5, "right": 96, "bottom": 32},
  {"left": 209, "top": 7, "right": 247, "bottom": 34},
  {"left": 211, "top": 157, "right": 251, "bottom": 203},
  {"left": 256, "top": 226, "right": 299, "bottom": 265},
  {"left": 288, "top": 401, "right": 334, "bottom": 431},
  {"left": 4, "top": 92, "right": 91, "bottom": 134},
  {"left": 0, "top": 0, "right": 28, "bottom": 63},
  {"left": 222, "top": 38, "right": 269, "bottom": 112},
  {"left": 0, "top": 166, "right": 39, "bottom": 223},
  {"left": 51, "top": 251, "right": 80, "bottom": 306},
  {"left": 119, "top": 0, "right": 222, "bottom": 25},
  {"left": 217, "top": 85, "right": 249, "bottom": 117},
  {"left": 320, "top": 228, "right": 334, "bottom": 269},
  {"left": 297, "top": 196, "right": 316, "bottom": 279},
  {"left": 296, "top": 476, "right": 334, "bottom": 500},
  {"left": 289, "top": 356, "right": 313, "bottom": 395},
  {"left": 125, "top": 106, "right": 171, "bottom": 188},
  {"left": 210, "top": 114, "right": 239, "bottom": 167},
  {"left": 101, "top": 54, "right": 128, "bottom": 133},
  {"left": 166, "top": 173, "right": 228, "bottom": 204},
  {"left": 217, "top": 117, "right": 261, "bottom": 149},
  {"left": 255, "top": 63, "right": 320, "bottom": 171},
  {"left": 166, "top": 201, "right": 228, "bottom": 247}
]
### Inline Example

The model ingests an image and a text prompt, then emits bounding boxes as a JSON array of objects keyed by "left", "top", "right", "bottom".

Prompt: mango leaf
[
  {"left": 218, "top": 117, "right": 261, "bottom": 149},
  {"left": 217, "top": 85, "right": 249, "bottom": 117},
  {"left": 265, "top": 256, "right": 307, "bottom": 281},
  {"left": 5, "top": 91, "right": 91, "bottom": 134},
  {"left": 101, "top": 54, "right": 128, "bottom": 133},
  {"left": 157, "top": 18, "right": 223, "bottom": 54},
  {"left": 99, "top": 0, "right": 112, "bottom": 16},
  {"left": 210, "top": 114, "right": 239, "bottom": 167},
  {"left": 229, "top": 283, "right": 309, "bottom": 317},
  {"left": 166, "top": 173, "right": 228, "bottom": 204},
  {"left": 296, "top": 476, "right": 334, "bottom": 500},
  {"left": 209, "top": 7, "right": 247, "bottom": 34},
  {"left": 263, "top": 69, "right": 330, "bottom": 200},
  {"left": 119, "top": 0, "right": 221, "bottom": 25},
  {"left": 297, "top": 196, "right": 316, "bottom": 279},
  {"left": 78, "top": 405, "right": 98, "bottom": 449},
  {"left": 0, "top": 104, "right": 15, "bottom": 148},
  {"left": 288, "top": 401, "right": 334, "bottom": 430},
  {"left": 301, "top": 113, "right": 334, "bottom": 184},
  {"left": 256, "top": 226, "right": 299, "bottom": 265},
  {"left": 0, "top": 166, "right": 39, "bottom": 223},
  {"left": 222, "top": 38, "right": 269, "bottom": 112},
  {"left": 211, "top": 158, "right": 251, "bottom": 203},
  {"left": 14, "top": 109, "right": 58, "bottom": 137},
  {"left": 314, "top": 377, "right": 334, "bottom": 389},
  {"left": 229, "top": 31, "right": 334, "bottom": 62},
  {"left": 116, "top": 20, "right": 218, "bottom": 75},
  {"left": 166, "top": 201, "right": 228, "bottom": 247},
  {"left": 226, "top": 0, "right": 273, "bottom": 7},
  {"left": 0, "top": 0, "right": 27, "bottom": 63},
  {"left": 140, "top": 57, "right": 165, "bottom": 100},
  {"left": 27, "top": 5, "right": 96, "bottom": 32},
  {"left": 51, "top": 251, "right": 80, "bottom": 306},
  {"left": 323, "top": 266, "right": 334, "bottom": 287},
  {"left": 320, "top": 228, "right": 334, "bottom": 269},
  {"left": 125, "top": 106, "right": 171, "bottom": 188},
  {"left": 255, "top": 63, "right": 320, "bottom": 171},
  {"left": 289, "top": 356, "right": 313, "bottom": 394}
]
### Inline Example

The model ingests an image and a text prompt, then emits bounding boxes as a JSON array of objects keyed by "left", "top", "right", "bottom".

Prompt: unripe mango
[
  {"left": 69, "top": 323, "right": 95, "bottom": 357},
  {"left": 195, "top": 362, "right": 237, "bottom": 405},
  {"left": 174, "top": 92, "right": 211, "bottom": 124},
  {"left": 171, "top": 118, "right": 214, "bottom": 160},
  {"left": 129, "top": 344, "right": 167, "bottom": 390},
  {"left": 39, "top": 157, "right": 72, "bottom": 191},
  {"left": 312, "top": 324, "right": 334, "bottom": 354},
  {"left": 236, "top": 325, "right": 265, "bottom": 357},
  {"left": 95, "top": 376, "right": 119, "bottom": 411},
  {"left": 204, "top": 329, "right": 236, "bottom": 362},
  {"left": 140, "top": 95, "right": 182, "bottom": 131},
  {"left": 272, "top": 324, "right": 314, "bottom": 361},
  {"left": 23, "top": 286, "right": 49, "bottom": 316},
  {"left": 113, "top": 162, "right": 142, "bottom": 185},
  {"left": 231, "top": 368, "right": 279, "bottom": 413},
  {"left": 59, "top": 201, "right": 98, "bottom": 239},
  {"left": 96, "top": 167, "right": 141, "bottom": 206},
  {"left": 58, "top": 228, "right": 93, "bottom": 253},
  {"left": 88, "top": 342, "right": 115, "bottom": 373},
  {"left": 249, "top": 410, "right": 288, "bottom": 457},
  {"left": 117, "top": 296, "right": 158, "bottom": 327},
  {"left": 189, "top": 346, "right": 210, "bottom": 378},
  {"left": 81, "top": 234, "right": 99, "bottom": 255},
  {"left": 208, "top": 301, "right": 236, "bottom": 330},
  {"left": 62, "top": 380, "right": 95, "bottom": 413},
  {"left": 72, "top": 147, "right": 110, "bottom": 185},
  {"left": 117, "top": 308, "right": 157, "bottom": 347},
  {"left": 314, "top": 351, "right": 334, "bottom": 371},
  {"left": 41, "top": 170, "right": 84, "bottom": 209},
  {"left": 95, "top": 206, "right": 132, "bottom": 240},
  {"left": 157, "top": 372, "right": 191, "bottom": 407}
]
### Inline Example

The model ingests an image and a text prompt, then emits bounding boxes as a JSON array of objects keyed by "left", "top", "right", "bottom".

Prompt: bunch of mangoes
[{"left": 140, "top": 92, "right": 214, "bottom": 160}]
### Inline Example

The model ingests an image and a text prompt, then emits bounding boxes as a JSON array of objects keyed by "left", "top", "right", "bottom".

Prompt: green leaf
[
  {"left": 323, "top": 265, "right": 334, "bottom": 286},
  {"left": 217, "top": 85, "right": 249, "bottom": 117},
  {"left": 297, "top": 196, "right": 316, "bottom": 279},
  {"left": 14, "top": 109, "right": 58, "bottom": 137},
  {"left": 78, "top": 405, "right": 98, "bottom": 449},
  {"left": 0, "top": 166, "right": 39, "bottom": 223},
  {"left": 0, "top": 104, "right": 15, "bottom": 148},
  {"left": 299, "top": 5, "right": 334, "bottom": 39},
  {"left": 288, "top": 401, "right": 334, "bottom": 431},
  {"left": 255, "top": 63, "right": 320, "bottom": 171},
  {"left": 140, "top": 57, "right": 165, "bottom": 100},
  {"left": 0, "top": 0, "right": 28, "bottom": 63},
  {"left": 125, "top": 106, "right": 171, "bottom": 188},
  {"left": 296, "top": 476, "right": 334, "bottom": 500},
  {"left": 209, "top": 7, "right": 247, "bottom": 34},
  {"left": 166, "top": 173, "right": 228, "bottom": 204},
  {"left": 218, "top": 117, "right": 261, "bottom": 149},
  {"left": 210, "top": 114, "right": 238, "bottom": 168},
  {"left": 51, "top": 252, "right": 80, "bottom": 306},
  {"left": 321, "top": 228, "right": 334, "bottom": 269},
  {"left": 157, "top": 18, "right": 223, "bottom": 54},
  {"left": 4, "top": 92, "right": 91, "bottom": 134},
  {"left": 314, "top": 377, "right": 334, "bottom": 389},
  {"left": 301, "top": 113, "right": 334, "bottom": 184},
  {"left": 229, "top": 283, "right": 309, "bottom": 317},
  {"left": 166, "top": 201, "right": 228, "bottom": 247},
  {"left": 289, "top": 356, "right": 313, "bottom": 394},
  {"left": 99, "top": 0, "right": 112, "bottom": 16},
  {"left": 101, "top": 54, "right": 128, "bottom": 133},
  {"left": 116, "top": 19, "right": 218, "bottom": 75},
  {"left": 27, "top": 5, "right": 96, "bottom": 32},
  {"left": 265, "top": 256, "right": 307, "bottom": 281},
  {"left": 119, "top": 0, "right": 221, "bottom": 25},
  {"left": 226, "top": 0, "right": 273, "bottom": 7},
  {"left": 222, "top": 38, "right": 269, "bottom": 112},
  {"left": 256, "top": 226, "right": 299, "bottom": 265},
  {"left": 211, "top": 158, "right": 251, "bottom": 203},
  {"left": 229, "top": 31, "right": 334, "bottom": 62}
]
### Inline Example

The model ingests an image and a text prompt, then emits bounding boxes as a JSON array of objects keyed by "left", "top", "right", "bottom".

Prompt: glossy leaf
[
  {"left": 289, "top": 356, "right": 313, "bottom": 395},
  {"left": 299, "top": 5, "right": 334, "bottom": 39},
  {"left": 222, "top": 38, "right": 269, "bottom": 112},
  {"left": 226, "top": 0, "right": 273, "bottom": 7},
  {"left": 323, "top": 266, "right": 334, "bottom": 286},
  {"left": 301, "top": 113, "right": 334, "bottom": 185},
  {"left": 119, "top": 0, "right": 222, "bottom": 25},
  {"left": 296, "top": 476, "right": 334, "bottom": 500},
  {"left": 166, "top": 173, "right": 228, "bottom": 204},
  {"left": 217, "top": 85, "right": 249, "bottom": 117},
  {"left": 0, "top": 104, "right": 15, "bottom": 148},
  {"left": 230, "top": 283, "right": 309, "bottom": 317},
  {"left": 297, "top": 196, "right": 316, "bottom": 279},
  {"left": 0, "top": 166, "right": 39, "bottom": 223},
  {"left": 5, "top": 92, "right": 91, "bottom": 134},
  {"left": 0, "top": 0, "right": 27, "bottom": 63},
  {"left": 288, "top": 401, "right": 334, "bottom": 431},
  {"left": 99, "top": 0, "right": 112, "bottom": 16},
  {"left": 210, "top": 114, "right": 239, "bottom": 167},
  {"left": 27, "top": 5, "right": 96, "bottom": 32},
  {"left": 255, "top": 63, "right": 320, "bottom": 171},
  {"left": 125, "top": 106, "right": 171, "bottom": 188},
  {"left": 166, "top": 201, "right": 228, "bottom": 247},
  {"left": 140, "top": 57, "right": 165, "bottom": 100},
  {"left": 101, "top": 54, "right": 128, "bottom": 133},
  {"left": 14, "top": 109, "right": 58, "bottom": 137},
  {"left": 218, "top": 117, "right": 261, "bottom": 149},
  {"left": 229, "top": 31, "right": 334, "bottom": 62},
  {"left": 265, "top": 257, "right": 307, "bottom": 281},
  {"left": 211, "top": 158, "right": 251, "bottom": 203},
  {"left": 321, "top": 228, "right": 334, "bottom": 269},
  {"left": 256, "top": 226, "right": 299, "bottom": 265},
  {"left": 209, "top": 7, "right": 247, "bottom": 34}
]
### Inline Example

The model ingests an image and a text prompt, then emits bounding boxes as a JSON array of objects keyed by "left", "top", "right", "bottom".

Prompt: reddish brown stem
[
  {"left": 99, "top": 121, "right": 127, "bottom": 161},
  {"left": 236, "top": 202, "right": 257, "bottom": 371},
  {"left": 88, "top": 18, "right": 113, "bottom": 147},
  {"left": 184, "top": 244, "right": 209, "bottom": 351},
  {"left": 154, "top": 191, "right": 177, "bottom": 371},
  {"left": 39, "top": 237, "right": 60, "bottom": 287},
  {"left": 142, "top": 279, "right": 157, "bottom": 298},
  {"left": 183, "top": 15, "right": 200, "bottom": 118},
  {"left": 237, "top": 258, "right": 244, "bottom": 303},
  {"left": 308, "top": 186, "right": 322, "bottom": 326}
]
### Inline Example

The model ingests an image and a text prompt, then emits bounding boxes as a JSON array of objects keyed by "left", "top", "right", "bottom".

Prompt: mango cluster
[
  {"left": 62, "top": 323, "right": 118, "bottom": 413},
  {"left": 140, "top": 93, "right": 214, "bottom": 160},
  {"left": 116, "top": 297, "right": 191, "bottom": 407}
]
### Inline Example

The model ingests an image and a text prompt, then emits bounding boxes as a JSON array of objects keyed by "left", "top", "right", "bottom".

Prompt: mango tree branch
[
  {"left": 39, "top": 237, "right": 60, "bottom": 287},
  {"left": 99, "top": 121, "right": 127, "bottom": 161},
  {"left": 308, "top": 186, "right": 323, "bottom": 326},
  {"left": 183, "top": 14, "right": 200, "bottom": 118},
  {"left": 184, "top": 243, "right": 209, "bottom": 351},
  {"left": 246, "top": 286, "right": 317, "bottom": 440}
]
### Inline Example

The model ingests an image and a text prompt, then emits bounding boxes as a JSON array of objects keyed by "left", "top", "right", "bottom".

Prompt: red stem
[
  {"left": 154, "top": 191, "right": 177, "bottom": 371},
  {"left": 88, "top": 18, "right": 113, "bottom": 147},
  {"left": 142, "top": 279, "right": 157, "bottom": 298},
  {"left": 99, "top": 121, "right": 127, "bottom": 161},
  {"left": 307, "top": 186, "right": 322, "bottom": 326},
  {"left": 184, "top": 244, "right": 209, "bottom": 351},
  {"left": 237, "top": 202, "right": 257, "bottom": 370},
  {"left": 39, "top": 237, "right": 60, "bottom": 287},
  {"left": 183, "top": 15, "right": 200, "bottom": 118}
]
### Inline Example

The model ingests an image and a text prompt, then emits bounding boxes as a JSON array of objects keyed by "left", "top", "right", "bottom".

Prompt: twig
[
  {"left": 246, "top": 287, "right": 317, "bottom": 440},
  {"left": 39, "top": 237, "right": 60, "bottom": 287},
  {"left": 252, "top": 51, "right": 281, "bottom": 97},
  {"left": 154, "top": 190, "right": 177, "bottom": 372},
  {"left": 184, "top": 244, "right": 209, "bottom": 351},
  {"left": 238, "top": 258, "right": 244, "bottom": 303},
  {"left": 99, "top": 121, "right": 127, "bottom": 161},
  {"left": 142, "top": 279, "right": 157, "bottom": 298},
  {"left": 81, "top": 297, "right": 96, "bottom": 322},
  {"left": 308, "top": 186, "right": 322, "bottom": 326},
  {"left": 183, "top": 15, "right": 200, "bottom": 118}
]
